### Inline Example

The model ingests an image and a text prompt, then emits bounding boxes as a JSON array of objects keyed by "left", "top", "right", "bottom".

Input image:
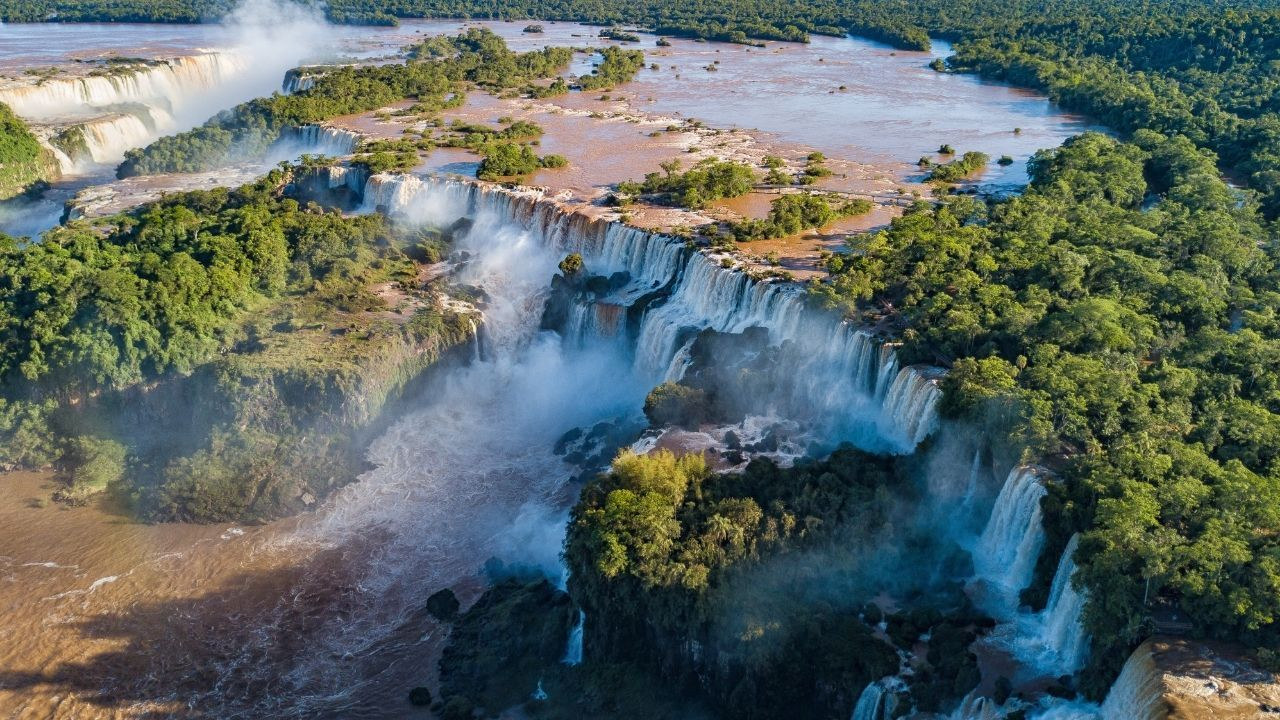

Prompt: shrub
[{"left": 56, "top": 435, "right": 127, "bottom": 503}]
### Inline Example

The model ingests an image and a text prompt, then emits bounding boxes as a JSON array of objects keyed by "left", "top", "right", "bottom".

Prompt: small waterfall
[
  {"left": 467, "top": 320, "right": 482, "bottom": 362},
  {"left": 877, "top": 366, "right": 943, "bottom": 449},
  {"left": 79, "top": 113, "right": 160, "bottom": 165},
  {"left": 973, "top": 466, "right": 1047, "bottom": 616},
  {"left": 663, "top": 337, "right": 696, "bottom": 382},
  {"left": 850, "top": 679, "right": 900, "bottom": 720},
  {"left": 562, "top": 610, "right": 584, "bottom": 666},
  {"left": 1099, "top": 641, "right": 1166, "bottom": 720},
  {"left": 279, "top": 125, "right": 362, "bottom": 157},
  {"left": 283, "top": 70, "right": 318, "bottom": 94},
  {"left": 1036, "top": 534, "right": 1090, "bottom": 673},
  {"left": 563, "top": 301, "right": 627, "bottom": 349},
  {"left": 960, "top": 446, "right": 984, "bottom": 516},
  {"left": 948, "top": 690, "right": 1003, "bottom": 720},
  {"left": 357, "top": 173, "right": 946, "bottom": 452}
]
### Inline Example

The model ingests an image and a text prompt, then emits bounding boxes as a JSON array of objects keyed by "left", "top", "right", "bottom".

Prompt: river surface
[{"left": 0, "top": 18, "right": 1098, "bottom": 719}]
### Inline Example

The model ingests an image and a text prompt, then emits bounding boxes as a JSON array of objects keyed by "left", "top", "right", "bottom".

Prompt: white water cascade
[
  {"left": 973, "top": 466, "right": 1048, "bottom": 617},
  {"left": 851, "top": 678, "right": 902, "bottom": 720},
  {"left": 283, "top": 71, "right": 318, "bottom": 94},
  {"left": 180, "top": 166, "right": 655, "bottom": 716},
  {"left": 1034, "top": 534, "right": 1090, "bottom": 674},
  {"left": 76, "top": 112, "right": 166, "bottom": 166},
  {"left": 563, "top": 610, "right": 585, "bottom": 666},
  {"left": 564, "top": 300, "right": 628, "bottom": 349},
  {"left": 0, "top": 54, "right": 250, "bottom": 119},
  {"left": 278, "top": 125, "right": 362, "bottom": 158},
  {"left": 1098, "top": 643, "right": 1165, "bottom": 720},
  {"left": 358, "top": 173, "right": 945, "bottom": 453},
  {"left": 0, "top": 53, "right": 252, "bottom": 175},
  {"left": 948, "top": 690, "right": 1004, "bottom": 720}
]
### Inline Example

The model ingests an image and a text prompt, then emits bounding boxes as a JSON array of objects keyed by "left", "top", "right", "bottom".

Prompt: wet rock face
[{"left": 553, "top": 417, "right": 647, "bottom": 474}]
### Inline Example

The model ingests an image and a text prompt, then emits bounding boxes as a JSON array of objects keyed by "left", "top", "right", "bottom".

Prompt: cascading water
[
  {"left": 877, "top": 366, "right": 944, "bottom": 449},
  {"left": 283, "top": 70, "right": 318, "bottom": 94},
  {"left": 984, "top": 533, "right": 1090, "bottom": 684},
  {"left": 563, "top": 610, "right": 585, "bottom": 666},
  {"left": 358, "top": 173, "right": 946, "bottom": 454},
  {"left": 850, "top": 678, "right": 901, "bottom": 720},
  {"left": 276, "top": 125, "right": 362, "bottom": 159},
  {"left": 0, "top": 54, "right": 250, "bottom": 119},
  {"left": 563, "top": 301, "right": 628, "bottom": 349},
  {"left": 1, "top": 52, "right": 267, "bottom": 177},
  {"left": 948, "top": 690, "right": 1004, "bottom": 720},
  {"left": 74, "top": 112, "right": 167, "bottom": 166},
  {"left": 973, "top": 466, "right": 1048, "bottom": 617},
  {"left": 1034, "top": 534, "right": 1090, "bottom": 673},
  {"left": 1098, "top": 643, "right": 1165, "bottom": 720}
]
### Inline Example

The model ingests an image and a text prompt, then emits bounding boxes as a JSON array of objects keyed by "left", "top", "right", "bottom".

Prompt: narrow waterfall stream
[{"left": 973, "top": 466, "right": 1048, "bottom": 617}]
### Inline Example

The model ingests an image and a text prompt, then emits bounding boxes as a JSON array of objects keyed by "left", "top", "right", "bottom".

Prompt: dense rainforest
[
  {"left": 0, "top": 165, "right": 475, "bottom": 522},
  {"left": 3, "top": 0, "right": 1280, "bottom": 716},
  {"left": 812, "top": 129, "right": 1280, "bottom": 695}
]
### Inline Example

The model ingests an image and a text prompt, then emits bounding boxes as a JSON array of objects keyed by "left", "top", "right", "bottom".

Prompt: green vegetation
[
  {"left": 439, "top": 577, "right": 574, "bottom": 713},
  {"left": 577, "top": 46, "right": 646, "bottom": 90},
  {"left": 0, "top": 102, "right": 58, "bottom": 201},
  {"left": 730, "top": 193, "right": 872, "bottom": 241},
  {"left": 0, "top": 164, "right": 475, "bottom": 521},
  {"left": 350, "top": 137, "right": 428, "bottom": 174},
  {"left": 642, "top": 382, "right": 711, "bottom": 427},
  {"left": 562, "top": 447, "right": 968, "bottom": 718},
  {"left": 438, "top": 576, "right": 716, "bottom": 719},
  {"left": 812, "top": 130, "right": 1280, "bottom": 696},
  {"left": 433, "top": 118, "right": 544, "bottom": 150},
  {"left": 20, "top": 0, "right": 1280, "bottom": 210},
  {"left": 599, "top": 26, "right": 640, "bottom": 42},
  {"left": 617, "top": 158, "right": 755, "bottom": 208},
  {"left": 797, "top": 152, "right": 834, "bottom": 185},
  {"left": 117, "top": 30, "right": 571, "bottom": 177},
  {"left": 927, "top": 150, "right": 989, "bottom": 182},
  {"left": 476, "top": 141, "right": 567, "bottom": 180}
]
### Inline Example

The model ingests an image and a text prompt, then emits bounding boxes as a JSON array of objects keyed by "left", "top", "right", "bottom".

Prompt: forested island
[{"left": 0, "top": 1, "right": 1278, "bottom": 719}]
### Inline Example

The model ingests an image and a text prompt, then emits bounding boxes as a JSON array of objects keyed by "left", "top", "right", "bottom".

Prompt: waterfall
[
  {"left": 1036, "top": 534, "right": 1090, "bottom": 674},
  {"left": 2, "top": 52, "right": 262, "bottom": 179},
  {"left": 78, "top": 113, "right": 163, "bottom": 165},
  {"left": 877, "top": 365, "right": 943, "bottom": 449},
  {"left": 356, "top": 173, "right": 946, "bottom": 453},
  {"left": 0, "top": 54, "right": 249, "bottom": 118},
  {"left": 562, "top": 610, "right": 584, "bottom": 666},
  {"left": 283, "top": 69, "right": 318, "bottom": 94},
  {"left": 961, "top": 446, "right": 984, "bottom": 516},
  {"left": 973, "top": 466, "right": 1047, "bottom": 616},
  {"left": 1099, "top": 641, "right": 1166, "bottom": 720},
  {"left": 850, "top": 679, "right": 901, "bottom": 720},
  {"left": 564, "top": 300, "right": 627, "bottom": 349},
  {"left": 948, "top": 690, "right": 1003, "bottom": 720},
  {"left": 278, "top": 125, "right": 362, "bottom": 158}
]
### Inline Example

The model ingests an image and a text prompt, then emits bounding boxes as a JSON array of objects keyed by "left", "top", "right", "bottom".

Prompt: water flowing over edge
[{"left": 356, "top": 170, "right": 945, "bottom": 455}]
